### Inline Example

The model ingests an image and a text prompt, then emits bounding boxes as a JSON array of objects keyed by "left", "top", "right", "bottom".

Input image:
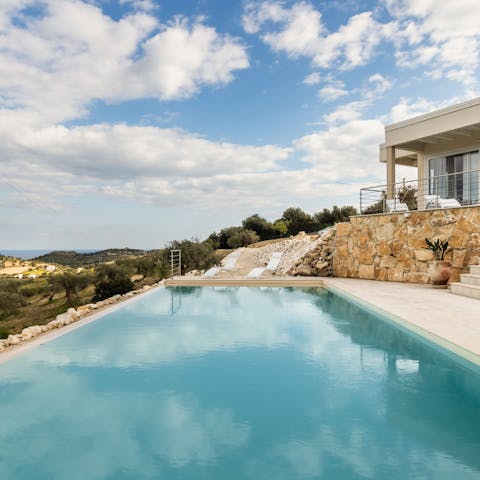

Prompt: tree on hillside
[
  {"left": 117, "top": 250, "right": 169, "bottom": 280},
  {"left": 242, "top": 214, "right": 277, "bottom": 240},
  {"left": 94, "top": 264, "right": 133, "bottom": 301},
  {"left": 205, "top": 232, "right": 220, "bottom": 250},
  {"left": 272, "top": 219, "right": 289, "bottom": 237},
  {"left": 226, "top": 229, "right": 259, "bottom": 248},
  {"left": 50, "top": 272, "right": 92, "bottom": 305},
  {"left": 215, "top": 227, "right": 253, "bottom": 249},
  {"left": 0, "top": 280, "right": 24, "bottom": 317},
  {"left": 166, "top": 239, "right": 217, "bottom": 272},
  {"left": 279, "top": 207, "right": 316, "bottom": 235},
  {"left": 313, "top": 205, "right": 357, "bottom": 230}
]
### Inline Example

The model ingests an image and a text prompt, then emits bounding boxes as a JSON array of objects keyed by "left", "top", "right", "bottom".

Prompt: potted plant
[{"left": 425, "top": 238, "right": 453, "bottom": 286}]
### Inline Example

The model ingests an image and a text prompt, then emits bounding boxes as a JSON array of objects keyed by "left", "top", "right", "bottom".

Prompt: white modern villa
[{"left": 361, "top": 97, "right": 480, "bottom": 212}]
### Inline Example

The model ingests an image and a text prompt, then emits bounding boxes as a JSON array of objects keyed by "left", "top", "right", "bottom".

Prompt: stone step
[
  {"left": 450, "top": 282, "right": 480, "bottom": 299},
  {"left": 470, "top": 265, "right": 480, "bottom": 275},
  {"left": 460, "top": 274, "right": 480, "bottom": 286}
]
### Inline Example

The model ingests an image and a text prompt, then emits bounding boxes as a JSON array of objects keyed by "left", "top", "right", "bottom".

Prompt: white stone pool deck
[{"left": 167, "top": 276, "right": 480, "bottom": 369}]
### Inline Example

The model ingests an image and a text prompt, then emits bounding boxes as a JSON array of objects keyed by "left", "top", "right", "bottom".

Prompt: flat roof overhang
[
  {"left": 384, "top": 97, "right": 480, "bottom": 152},
  {"left": 379, "top": 145, "right": 417, "bottom": 166}
]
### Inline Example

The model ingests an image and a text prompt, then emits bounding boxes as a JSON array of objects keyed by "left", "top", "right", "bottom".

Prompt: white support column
[
  {"left": 416, "top": 152, "right": 426, "bottom": 210},
  {"left": 386, "top": 146, "right": 396, "bottom": 199}
]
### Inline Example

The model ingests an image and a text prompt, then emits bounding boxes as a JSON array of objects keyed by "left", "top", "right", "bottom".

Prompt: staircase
[{"left": 450, "top": 265, "right": 480, "bottom": 299}]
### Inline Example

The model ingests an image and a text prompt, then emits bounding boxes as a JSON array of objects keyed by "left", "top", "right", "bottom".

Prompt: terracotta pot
[{"left": 428, "top": 261, "right": 453, "bottom": 285}]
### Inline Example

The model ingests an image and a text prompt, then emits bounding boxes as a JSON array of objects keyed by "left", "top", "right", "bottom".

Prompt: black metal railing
[{"left": 360, "top": 168, "right": 480, "bottom": 214}]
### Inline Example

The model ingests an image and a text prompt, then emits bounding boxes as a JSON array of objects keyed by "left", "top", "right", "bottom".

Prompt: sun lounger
[
  {"left": 266, "top": 252, "right": 282, "bottom": 271},
  {"left": 385, "top": 199, "right": 409, "bottom": 213},
  {"left": 202, "top": 249, "right": 243, "bottom": 278},
  {"left": 424, "top": 195, "right": 461, "bottom": 209},
  {"left": 424, "top": 195, "right": 462, "bottom": 209},
  {"left": 247, "top": 267, "right": 265, "bottom": 278},
  {"left": 247, "top": 252, "right": 283, "bottom": 278},
  {"left": 202, "top": 267, "right": 222, "bottom": 278},
  {"left": 223, "top": 250, "right": 242, "bottom": 271}
]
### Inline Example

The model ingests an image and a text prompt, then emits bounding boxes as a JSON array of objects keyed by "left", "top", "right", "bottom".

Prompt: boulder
[
  {"left": 56, "top": 313, "right": 73, "bottom": 326},
  {"left": 7, "top": 334, "right": 21, "bottom": 345},
  {"left": 296, "top": 264, "right": 313, "bottom": 276},
  {"left": 76, "top": 305, "right": 91, "bottom": 316},
  {"left": 67, "top": 308, "right": 79, "bottom": 321}
]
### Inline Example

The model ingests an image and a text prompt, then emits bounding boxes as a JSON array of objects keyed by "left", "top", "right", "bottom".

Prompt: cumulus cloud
[
  {"left": 303, "top": 72, "right": 321, "bottom": 85},
  {"left": 294, "top": 119, "right": 385, "bottom": 180},
  {"left": 386, "top": 0, "right": 480, "bottom": 91},
  {"left": 0, "top": 111, "right": 387, "bottom": 213},
  {"left": 243, "top": 1, "right": 393, "bottom": 70},
  {"left": 0, "top": 0, "right": 249, "bottom": 122},
  {"left": 245, "top": 0, "right": 480, "bottom": 94},
  {"left": 367, "top": 74, "right": 392, "bottom": 97},
  {"left": 0, "top": 0, "right": 422, "bottom": 224},
  {"left": 0, "top": 113, "right": 296, "bottom": 209},
  {"left": 388, "top": 96, "right": 457, "bottom": 123},
  {"left": 1, "top": 122, "right": 287, "bottom": 179},
  {"left": 318, "top": 79, "right": 349, "bottom": 102}
]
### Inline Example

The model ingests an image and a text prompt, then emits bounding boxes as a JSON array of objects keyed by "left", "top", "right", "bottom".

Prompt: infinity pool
[{"left": 0, "top": 287, "right": 479, "bottom": 479}]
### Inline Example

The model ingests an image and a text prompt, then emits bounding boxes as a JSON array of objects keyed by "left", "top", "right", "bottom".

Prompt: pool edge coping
[{"left": 322, "top": 281, "right": 480, "bottom": 374}]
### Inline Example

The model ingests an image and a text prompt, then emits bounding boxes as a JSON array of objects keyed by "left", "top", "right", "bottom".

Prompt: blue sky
[{"left": 1, "top": 0, "right": 478, "bottom": 249}]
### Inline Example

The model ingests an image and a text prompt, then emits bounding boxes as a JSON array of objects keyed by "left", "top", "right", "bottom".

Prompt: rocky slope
[{"left": 249, "top": 229, "right": 335, "bottom": 276}]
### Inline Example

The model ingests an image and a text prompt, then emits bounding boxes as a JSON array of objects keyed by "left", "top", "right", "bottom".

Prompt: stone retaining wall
[
  {"left": 332, "top": 206, "right": 480, "bottom": 283},
  {"left": 288, "top": 228, "right": 334, "bottom": 276}
]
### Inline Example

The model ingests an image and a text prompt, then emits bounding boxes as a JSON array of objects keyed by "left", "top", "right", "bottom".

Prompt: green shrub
[
  {"left": 94, "top": 264, "right": 133, "bottom": 301},
  {"left": 226, "top": 229, "right": 260, "bottom": 248},
  {"left": 242, "top": 214, "right": 278, "bottom": 240}
]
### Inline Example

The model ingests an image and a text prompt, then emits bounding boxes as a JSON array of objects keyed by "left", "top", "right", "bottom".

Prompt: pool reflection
[{"left": 0, "top": 287, "right": 478, "bottom": 479}]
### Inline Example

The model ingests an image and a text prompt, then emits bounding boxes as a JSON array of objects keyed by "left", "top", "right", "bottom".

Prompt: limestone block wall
[{"left": 332, "top": 206, "right": 480, "bottom": 283}]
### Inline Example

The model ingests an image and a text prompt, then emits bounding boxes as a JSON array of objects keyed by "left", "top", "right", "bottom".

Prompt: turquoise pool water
[{"left": 0, "top": 287, "right": 479, "bottom": 479}]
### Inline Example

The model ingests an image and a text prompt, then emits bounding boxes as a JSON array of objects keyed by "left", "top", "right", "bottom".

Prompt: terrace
[{"left": 361, "top": 97, "right": 480, "bottom": 214}]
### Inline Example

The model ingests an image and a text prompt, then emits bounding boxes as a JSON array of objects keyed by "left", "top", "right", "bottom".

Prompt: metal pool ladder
[{"left": 170, "top": 249, "right": 182, "bottom": 278}]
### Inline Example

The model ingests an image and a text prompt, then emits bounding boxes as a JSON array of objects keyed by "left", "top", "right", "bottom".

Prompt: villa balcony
[{"left": 360, "top": 169, "right": 480, "bottom": 215}]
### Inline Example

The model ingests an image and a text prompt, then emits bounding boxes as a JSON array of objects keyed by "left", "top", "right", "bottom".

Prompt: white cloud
[
  {"left": 242, "top": 0, "right": 290, "bottom": 34},
  {"left": 367, "top": 74, "right": 392, "bottom": 97},
  {"left": 388, "top": 96, "right": 457, "bottom": 123},
  {"left": 1, "top": 122, "right": 289, "bottom": 178},
  {"left": 318, "top": 79, "right": 348, "bottom": 102},
  {"left": 386, "top": 0, "right": 480, "bottom": 90},
  {"left": 243, "top": 2, "right": 393, "bottom": 70},
  {"left": 0, "top": 0, "right": 401, "bottom": 221},
  {"left": 0, "top": 113, "right": 375, "bottom": 212},
  {"left": 0, "top": 1, "right": 249, "bottom": 122},
  {"left": 119, "top": 0, "right": 157, "bottom": 12},
  {"left": 303, "top": 72, "right": 321, "bottom": 85},
  {"left": 294, "top": 119, "right": 385, "bottom": 180}
]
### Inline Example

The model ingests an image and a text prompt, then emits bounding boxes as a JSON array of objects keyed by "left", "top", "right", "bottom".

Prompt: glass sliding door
[
  {"left": 429, "top": 157, "right": 447, "bottom": 198},
  {"left": 428, "top": 150, "right": 480, "bottom": 205},
  {"left": 465, "top": 151, "right": 479, "bottom": 205}
]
